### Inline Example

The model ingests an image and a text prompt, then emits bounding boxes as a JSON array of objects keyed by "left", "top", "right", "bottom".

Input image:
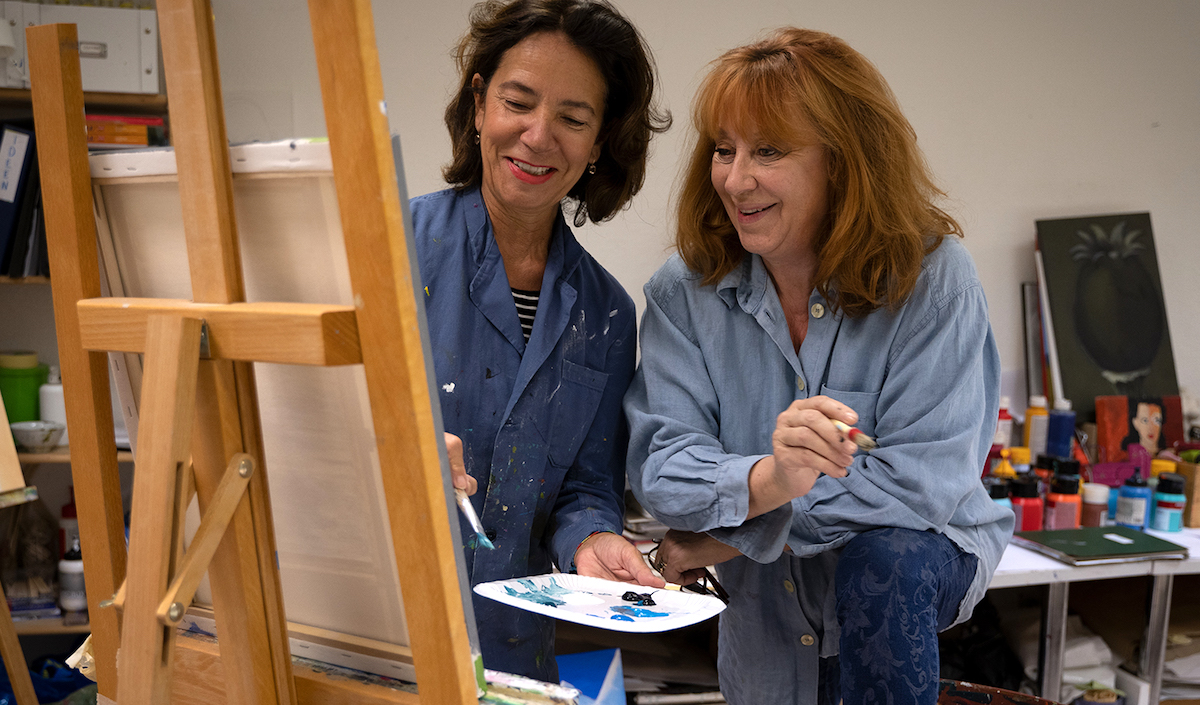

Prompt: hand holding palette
[{"left": 474, "top": 574, "right": 726, "bottom": 633}]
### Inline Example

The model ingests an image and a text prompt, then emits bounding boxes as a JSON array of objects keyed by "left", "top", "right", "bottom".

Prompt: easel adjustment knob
[{"left": 167, "top": 602, "right": 185, "bottom": 622}]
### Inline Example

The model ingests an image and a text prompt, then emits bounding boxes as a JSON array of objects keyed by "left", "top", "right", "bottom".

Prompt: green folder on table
[{"left": 1012, "top": 525, "right": 1188, "bottom": 566}]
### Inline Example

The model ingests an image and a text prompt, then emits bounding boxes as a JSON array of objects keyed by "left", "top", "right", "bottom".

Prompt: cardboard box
[
  {"left": 1174, "top": 461, "right": 1200, "bottom": 528},
  {"left": 0, "top": 1, "right": 158, "bottom": 93}
]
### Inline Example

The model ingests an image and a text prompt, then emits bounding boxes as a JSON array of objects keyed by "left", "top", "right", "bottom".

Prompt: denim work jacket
[
  {"left": 625, "top": 238, "right": 1015, "bottom": 703},
  {"left": 410, "top": 188, "right": 635, "bottom": 681}
]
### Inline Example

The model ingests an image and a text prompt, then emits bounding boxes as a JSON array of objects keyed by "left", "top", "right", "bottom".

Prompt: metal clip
[{"left": 199, "top": 321, "right": 210, "bottom": 359}]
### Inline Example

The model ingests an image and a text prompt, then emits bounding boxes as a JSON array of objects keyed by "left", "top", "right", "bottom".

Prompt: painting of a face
[{"left": 1132, "top": 402, "right": 1163, "bottom": 455}]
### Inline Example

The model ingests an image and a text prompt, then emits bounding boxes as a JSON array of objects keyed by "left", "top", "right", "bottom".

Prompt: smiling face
[
  {"left": 473, "top": 31, "right": 605, "bottom": 231},
  {"left": 710, "top": 121, "right": 830, "bottom": 274}
]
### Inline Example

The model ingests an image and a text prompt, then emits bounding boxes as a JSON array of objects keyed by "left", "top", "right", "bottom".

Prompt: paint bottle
[
  {"left": 1081, "top": 483, "right": 1109, "bottom": 528},
  {"left": 1010, "top": 477, "right": 1043, "bottom": 532},
  {"left": 1045, "top": 398, "right": 1076, "bottom": 459},
  {"left": 1023, "top": 395, "right": 1050, "bottom": 458},
  {"left": 1115, "top": 469, "right": 1152, "bottom": 530},
  {"left": 57, "top": 535, "right": 86, "bottom": 613},
  {"left": 39, "top": 365, "right": 69, "bottom": 446},
  {"left": 1008, "top": 447, "right": 1031, "bottom": 475},
  {"left": 994, "top": 396, "right": 1014, "bottom": 449},
  {"left": 1043, "top": 476, "right": 1082, "bottom": 530},
  {"left": 1150, "top": 472, "right": 1187, "bottom": 532},
  {"left": 984, "top": 477, "right": 1012, "bottom": 510}
]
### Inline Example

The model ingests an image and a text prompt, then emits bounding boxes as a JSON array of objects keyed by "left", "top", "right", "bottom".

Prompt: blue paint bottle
[
  {"left": 1045, "top": 398, "right": 1076, "bottom": 459},
  {"left": 1115, "top": 468, "right": 1152, "bottom": 530},
  {"left": 1151, "top": 473, "right": 1187, "bottom": 532}
]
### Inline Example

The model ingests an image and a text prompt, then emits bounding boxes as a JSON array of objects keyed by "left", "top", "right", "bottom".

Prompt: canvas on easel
[{"left": 1035, "top": 212, "right": 1179, "bottom": 423}]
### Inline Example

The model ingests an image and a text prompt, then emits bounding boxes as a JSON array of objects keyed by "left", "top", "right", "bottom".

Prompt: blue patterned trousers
[{"left": 818, "top": 527, "right": 978, "bottom": 705}]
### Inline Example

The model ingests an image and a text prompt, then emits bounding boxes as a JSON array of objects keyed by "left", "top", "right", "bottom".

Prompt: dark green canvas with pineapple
[{"left": 1035, "top": 212, "right": 1179, "bottom": 423}]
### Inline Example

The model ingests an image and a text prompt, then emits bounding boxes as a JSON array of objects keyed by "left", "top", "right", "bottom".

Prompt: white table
[{"left": 988, "top": 527, "right": 1200, "bottom": 701}]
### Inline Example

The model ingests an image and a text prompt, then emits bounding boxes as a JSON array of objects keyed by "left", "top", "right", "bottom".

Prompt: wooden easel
[{"left": 28, "top": 1, "right": 480, "bottom": 703}]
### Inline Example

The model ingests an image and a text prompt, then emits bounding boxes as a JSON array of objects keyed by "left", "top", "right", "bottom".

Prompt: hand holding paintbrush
[{"left": 746, "top": 398, "right": 868, "bottom": 518}]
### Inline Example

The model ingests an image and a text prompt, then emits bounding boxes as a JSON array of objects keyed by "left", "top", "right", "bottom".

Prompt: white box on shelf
[{"left": 3, "top": 2, "right": 158, "bottom": 93}]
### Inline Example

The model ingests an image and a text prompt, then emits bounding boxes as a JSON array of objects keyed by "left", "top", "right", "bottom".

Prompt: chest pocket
[
  {"left": 547, "top": 359, "right": 609, "bottom": 468},
  {"left": 818, "top": 386, "right": 880, "bottom": 438}
]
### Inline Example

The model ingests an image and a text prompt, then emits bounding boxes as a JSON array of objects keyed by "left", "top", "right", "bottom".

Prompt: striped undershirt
[{"left": 511, "top": 288, "right": 540, "bottom": 343}]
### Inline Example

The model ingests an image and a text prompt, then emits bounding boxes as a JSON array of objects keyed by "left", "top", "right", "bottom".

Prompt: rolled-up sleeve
[
  {"left": 790, "top": 280, "right": 1000, "bottom": 551},
  {"left": 625, "top": 274, "right": 793, "bottom": 563}
]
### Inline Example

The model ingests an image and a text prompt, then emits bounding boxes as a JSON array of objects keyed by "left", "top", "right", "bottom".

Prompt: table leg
[
  {"left": 1142, "top": 574, "right": 1171, "bottom": 704},
  {"left": 1039, "top": 581, "right": 1068, "bottom": 699}
]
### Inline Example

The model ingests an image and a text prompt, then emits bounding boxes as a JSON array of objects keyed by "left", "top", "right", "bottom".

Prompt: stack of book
[
  {"left": 0, "top": 123, "right": 46, "bottom": 279},
  {"left": 85, "top": 114, "right": 168, "bottom": 150}
]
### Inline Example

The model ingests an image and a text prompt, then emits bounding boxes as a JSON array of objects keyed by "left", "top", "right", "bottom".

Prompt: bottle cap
[
  {"left": 999, "top": 396, "right": 1010, "bottom": 410},
  {"left": 1053, "top": 398, "right": 1072, "bottom": 411},
  {"left": 1051, "top": 476, "right": 1080, "bottom": 495},
  {"left": 1007, "top": 446, "right": 1030, "bottom": 465},
  {"left": 1082, "top": 482, "right": 1110, "bottom": 503},
  {"left": 1151, "top": 458, "right": 1176, "bottom": 478},
  {"left": 1011, "top": 478, "right": 1040, "bottom": 498},
  {"left": 1124, "top": 471, "right": 1148, "bottom": 488},
  {"left": 984, "top": 477, "right": 1009, "bottom": 500},
  {"left": 1054, "top": 459, "right": 1081, "bottom": 477},
  {"left": 1029, "top": 395, "right": 1047, "bottom": 409},
  {"left": 1157, "top": 472, "right": 1186, "bottom": 496},
  {"left": 0, "top": 351, "right": 39, "bottom": 369}
]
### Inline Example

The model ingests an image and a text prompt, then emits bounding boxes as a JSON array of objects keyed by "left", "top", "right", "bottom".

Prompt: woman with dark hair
[
  {"left": 409, "top": 0, "right": 669, "bottom": 681},
  {"left": 625, "top": 28, "right": 1012, "bottom": 704}
]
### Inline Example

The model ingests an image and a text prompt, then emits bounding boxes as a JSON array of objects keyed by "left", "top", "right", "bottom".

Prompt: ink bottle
[{"left": 984, "top": 477, "right": 1012, "bottom": 510}]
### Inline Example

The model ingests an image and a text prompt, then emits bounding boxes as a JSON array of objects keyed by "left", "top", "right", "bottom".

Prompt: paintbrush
[
  {"left": 456, "top": 488, "right": 495, "bottom": 550},
  {"left": 832, "top": 419, "right": 877, "bottom": 451}
]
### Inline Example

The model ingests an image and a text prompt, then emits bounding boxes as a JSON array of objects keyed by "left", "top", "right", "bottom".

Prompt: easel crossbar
[{"left": 78, "top": 298, "right": 362, "bottom": 366}]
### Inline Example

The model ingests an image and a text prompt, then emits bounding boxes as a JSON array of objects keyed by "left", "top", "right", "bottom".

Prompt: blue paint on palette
[
  {"left": 610, "top": 605, "right": 668, "bottom": 619},
  {"left": 503, "top": 577, "right": 573, "bottom": 608},
  {"left": 610, "top": 614, "right": 635, "bottom": 622}
]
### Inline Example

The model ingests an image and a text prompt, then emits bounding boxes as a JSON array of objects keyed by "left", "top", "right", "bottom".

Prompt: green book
[{"left": 1011, "top": 525, "right": 1188, "bottom": 566}]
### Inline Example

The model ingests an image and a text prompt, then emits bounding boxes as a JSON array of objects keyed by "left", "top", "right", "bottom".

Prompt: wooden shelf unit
[
  {"left": 11, "top": 616, "right": 91, "bottom": 636},
  {"left": 0, "top": 87, "right": 167, "bottom": 114}
]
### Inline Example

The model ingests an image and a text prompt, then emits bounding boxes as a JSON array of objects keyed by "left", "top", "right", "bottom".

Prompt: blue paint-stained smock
[
  {"left": 624, "top": 238, "right": 1015, "bottom": 704},
  {"left": 411, "top": 187, "right": 635, "bottom": 682}
]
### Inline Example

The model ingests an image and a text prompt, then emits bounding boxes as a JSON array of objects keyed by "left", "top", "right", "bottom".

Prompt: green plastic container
[{"left": 0, "top": 364, "right": 49, "bottom": 423}]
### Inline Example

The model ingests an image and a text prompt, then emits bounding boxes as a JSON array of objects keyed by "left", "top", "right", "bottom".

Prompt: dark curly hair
[{"left": 442, "top": 0, "right": 670, "bottom": 226}]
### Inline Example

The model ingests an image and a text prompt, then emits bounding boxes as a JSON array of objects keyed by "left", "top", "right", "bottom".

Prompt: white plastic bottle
[
  {"left": 40, "top": 364, "right": 69, "bottom": 446},
  {"left": 58, "top": 535, "right": 87, "bottom": 612}
]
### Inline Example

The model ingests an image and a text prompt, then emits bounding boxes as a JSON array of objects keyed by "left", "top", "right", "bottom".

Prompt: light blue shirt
[
  {"left": 625, "top": 238, "right": 1014, "bottom": 703},
  {"left": 412, "top": 187, "right": 636, "bottom": 681}
]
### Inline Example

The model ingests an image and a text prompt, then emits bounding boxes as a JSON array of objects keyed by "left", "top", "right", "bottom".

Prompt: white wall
[{"left": 206, "top": 0, "right": 1200, "bottom": 419}]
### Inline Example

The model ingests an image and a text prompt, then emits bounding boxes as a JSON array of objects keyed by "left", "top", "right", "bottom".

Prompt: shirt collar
[
  {"left": 461, "top": 186, "right": 585, "bottom": 281},
  {"left": 716, "top": 254, "right": 771, "bottom": 314}
]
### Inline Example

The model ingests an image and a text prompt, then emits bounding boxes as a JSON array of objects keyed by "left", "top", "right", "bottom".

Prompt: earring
[
  {"left": 474, "top": 132, "right": 480, "bottom": 145},
  {"left": 587, "top": 162, "right": 596, "bottom": 175}
]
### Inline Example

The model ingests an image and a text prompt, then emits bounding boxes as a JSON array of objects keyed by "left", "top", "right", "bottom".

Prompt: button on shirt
[
  {"left": 624, "top": 239, "right": 1013, "bottom": 704},
  {"left": 411, "top": 188, "right": 636, "bottom": 682}
]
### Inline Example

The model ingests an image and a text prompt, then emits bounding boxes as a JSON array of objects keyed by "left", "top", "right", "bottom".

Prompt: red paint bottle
[
  {"left": 1043, "top": 475, "right": 1082, "bottom": 530},
  {"left": 1010, "top": 477, "right": 1043, "bottom": 532}
]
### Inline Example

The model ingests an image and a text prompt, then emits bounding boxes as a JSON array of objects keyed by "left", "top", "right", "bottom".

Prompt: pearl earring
[
  {"left": 587, "top": 162, "right": 596, "bottom": 175},
  {"left": 474, "top": 132, "right": 480, "bottom": 145}
]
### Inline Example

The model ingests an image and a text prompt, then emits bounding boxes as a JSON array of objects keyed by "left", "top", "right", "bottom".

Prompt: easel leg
[
  {"left": 117, "top": 315, "right": 204, "bottom": 704},
  {"left": 0, "top": 582, "right": 38, "bottom": 705}
]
